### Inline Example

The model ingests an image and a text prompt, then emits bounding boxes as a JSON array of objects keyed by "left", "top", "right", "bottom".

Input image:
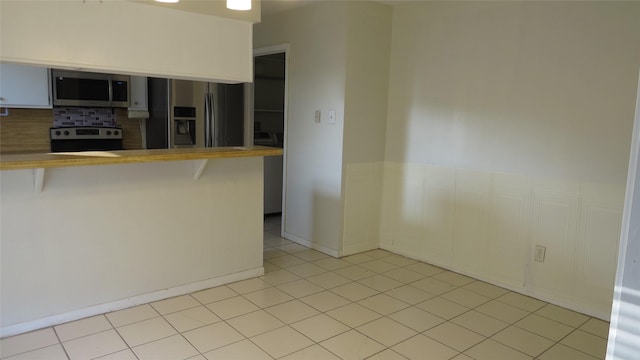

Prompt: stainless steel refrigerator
[{"left": 146, "top": 78, "right": 245, "bottom": 149}]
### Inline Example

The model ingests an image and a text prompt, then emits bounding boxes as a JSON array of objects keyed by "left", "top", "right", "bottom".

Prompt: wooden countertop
[{"left": 0, "top": 146, "right": 283, "bottom": 171}]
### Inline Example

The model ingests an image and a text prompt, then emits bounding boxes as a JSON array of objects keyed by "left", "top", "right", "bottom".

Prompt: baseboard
[
  {"left": 379, "top": 243, "right": 610, "bottom": 320},
  {"left": 342, "top": 241, "right": 378, "bottom": 256},
  {"left": 1, "top": 267, "right": 264, "bottom": 338},
  {"left": 283, "top": 232, "right": 340, "bottom": 257}
]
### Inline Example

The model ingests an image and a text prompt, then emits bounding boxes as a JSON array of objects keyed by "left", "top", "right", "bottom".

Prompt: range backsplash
[
  {"left": 1, "top": 108, "right": 142, "bottom": 153},
  {"left": 53, "top": 107, "right": 116, "bottom": 127}
]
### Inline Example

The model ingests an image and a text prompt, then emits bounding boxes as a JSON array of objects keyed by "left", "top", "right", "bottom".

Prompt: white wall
[
  {"left": 254, "top": 2, "right": 349, "bottom": 255},
  {"left": 0, "top": 1, "right": 253, "bottom": 82},
  {"left": 253, "top": 0, "right": 640, "bottom": 318},
  {"left": 341, "top": 2, "right": 392, "bottom": 255},
  {"left": 0, "top": 158, "right": 264, "bottom": 335},
  {"left": 607, "top": 72, "right": 640, "bottom": 359},
  {"left": 381, "top": 1, "right": 640, "bottom": 318},
  {"left": 385, "top": 1, "right": 639, "bottom": 183}
]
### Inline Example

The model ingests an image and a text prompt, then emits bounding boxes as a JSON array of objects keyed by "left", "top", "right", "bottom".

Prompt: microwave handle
[{"left": 108, "top": 76, "right": 113, "bottom": 105}]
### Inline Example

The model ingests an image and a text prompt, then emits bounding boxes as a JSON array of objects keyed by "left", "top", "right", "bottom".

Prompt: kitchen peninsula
[
  {"left": 0, "top": 146, "right": 283, "bottom": 171},
  {"left": 0, "top": 146, "right": 282, "bottom": 337}
]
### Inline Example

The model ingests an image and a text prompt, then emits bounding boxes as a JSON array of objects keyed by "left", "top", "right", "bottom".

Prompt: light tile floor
[{"left": 0, "top": 215, "right": 610, "bottom": 360}]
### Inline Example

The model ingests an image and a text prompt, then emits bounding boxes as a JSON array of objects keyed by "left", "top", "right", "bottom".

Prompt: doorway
[{"left": 253, "top": 46, "right": 288, "bottom": 235}]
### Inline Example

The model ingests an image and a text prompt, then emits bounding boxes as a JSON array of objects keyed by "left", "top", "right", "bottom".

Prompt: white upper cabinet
[
  {"left": 0, "top": 63, "right": 52, "bottom": 109},
  {"left": 129, "top": 76, "right": 148, "bottom": 111}
]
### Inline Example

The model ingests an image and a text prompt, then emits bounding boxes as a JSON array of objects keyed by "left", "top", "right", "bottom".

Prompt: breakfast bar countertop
[{"left": 0, "top": 146, "right": 284, "bottom": 171}]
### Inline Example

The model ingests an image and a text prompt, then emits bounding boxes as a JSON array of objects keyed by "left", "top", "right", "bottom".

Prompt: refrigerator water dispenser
[{"left": 173, "top": 106, "right": 196, "bottom": 146}]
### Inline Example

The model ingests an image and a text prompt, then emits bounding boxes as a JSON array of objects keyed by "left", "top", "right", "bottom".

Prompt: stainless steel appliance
[
  {"left": 52, "top": 69, "right": 130, "bottom": 108},
  {"left": 145, "top": 78, "right": 244, "bottom": 149},
  {"left": 50, "top": 126, "right": 123, "bottom": 152}
]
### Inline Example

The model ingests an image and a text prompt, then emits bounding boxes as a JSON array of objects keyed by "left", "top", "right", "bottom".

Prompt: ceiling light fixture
[
  {"left": 155, "top": 0, "right": 179, "bottom": 3},
  {"left": 227, "top": 0, "right": 251, "bottom": 11}
]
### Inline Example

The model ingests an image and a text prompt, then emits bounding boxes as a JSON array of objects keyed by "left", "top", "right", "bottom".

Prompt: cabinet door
[
  {"left": 129, "top": 76, "right": 148, "bottom": 111},
  {"left": 0, "top": 63, "right": 52, "bottom": 108}
]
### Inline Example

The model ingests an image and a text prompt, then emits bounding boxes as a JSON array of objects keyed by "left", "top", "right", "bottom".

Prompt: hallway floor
[{"left": 0, "top": 215, "right": 609, "bottom": 359}]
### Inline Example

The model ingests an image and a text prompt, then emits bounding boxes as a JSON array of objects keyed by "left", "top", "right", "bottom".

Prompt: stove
[{"left": 50, "top": 126, "right": 123, "bottom": 152}]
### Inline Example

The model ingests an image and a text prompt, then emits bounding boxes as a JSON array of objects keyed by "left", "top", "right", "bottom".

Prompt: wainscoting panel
[
  {"left": 452, "top": 169, "right": 491, "bottom": 276},
  {"left": 486, "top": 173, "right": 532, "bottom": 287},
  {"left": 386, "top": 164, "right": 426, "bottom": 256},
  {"left": 573, "top": 183, "right": 624, "bottom": 314},
  {"left": 373, "top": 162, "right": 624, "bottom": 318},
  {"left": 420, "top": 166, "right": 455, "bottom": 265},
  {"left": 529, "top": 179, "right": 580, "bottom": 300},
  {"left": 379, "top": 162, "right": 401, "bottom": 249}
]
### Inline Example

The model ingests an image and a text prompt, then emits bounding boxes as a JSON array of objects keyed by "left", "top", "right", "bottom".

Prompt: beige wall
[
  {"left": 254, "top": 1, "right": 394, "bottom": 256},
  {"left": 256, "top": 0, "right": 640, "bottom": 318},
  {"left": 0, "top": 1, "right": 253, "bottom": 82},
  {"left": 342, "top": 2, "right": 392, "bottom": 165},
  {"left": 379, "top": 1, "right": 640, "bottom": 318},
  {"left": 1, "top": 157, "right": 264, "bottom": 335},
  {"left": 341, "top": 2, "right": 392, "bottom": 255},
  {"left": 384, "top": 1, "right": 640, "bottom": 184},
  {"left": 254, "top": 2, "right": 349, "bottom": 255}
]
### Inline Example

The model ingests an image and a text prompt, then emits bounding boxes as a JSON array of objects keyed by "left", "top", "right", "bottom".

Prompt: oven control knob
[
  {"left": 106, "top": 130, "right": 112, "bottom": 136},
  {"left": 64, "top": 130, "right": 70, "bottom": 136},
  {"left": 114, "top": 131, "right": 119, "bottom": 136},
  {"left": 55, "top": 130, "right": 61, "bottom": 136}
]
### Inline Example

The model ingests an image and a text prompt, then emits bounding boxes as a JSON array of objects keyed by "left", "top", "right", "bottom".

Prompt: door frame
[{"left": 253, "top": 44, "right": 289, "bottom": 237}]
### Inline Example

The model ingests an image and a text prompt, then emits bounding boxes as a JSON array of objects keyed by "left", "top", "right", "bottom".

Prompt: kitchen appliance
[
  {"left": 50, "top": 126, "right": 123, "bottom": 152},
  {"left": 253, "top": 130, "right": 278, "bottom": 146},
  {"left": 145, "top": 78, "right": 244, "bottom": 149},
  {"left": 52, "top": 69, "right": 130, "bottom": 107}
]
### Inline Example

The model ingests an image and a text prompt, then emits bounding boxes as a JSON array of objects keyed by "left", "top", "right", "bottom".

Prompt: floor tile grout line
[
  {"left": 547, "top": 327, "right": 606, "bottom": 359},
  {"left": 0, "top": 332, "right": 64, "bottom": 360},
  {"left": 264, "top": 243, "right": 602, "bottom": 359},
  {"left": 158, "top": 305, "right": 218, "bottom": 359},
  {"left": 255, "top": 323, "right": 316, "bottom": 359},
  {"left": 107, "top": 303, "right": 184, "bottom": 357},
  {"left": 299, "top": 284, "right": 426, "bottom": 355},
  {"left": 487, "top": 330, "right": 557, "bottom": 360},
  {"left": 101, "top": 313, "right": 139, "bottom": 360},
  {"left": 530, "top": 307, "right": 592, "bottom": 329},
  {"left": 495, "top": 312, "right": 601, "bottom": 358},
  {"left": 202, "top": 316, "right": 283, "bottom": 357},
  {"left": 2, "top": 232, "right": 608, "bottom": 360},
  {"left": 510, "top": 314, "right": 581, "bottom": 343},
  {"left": 61, "top": 328, "right": 134, "bottom": 360}
]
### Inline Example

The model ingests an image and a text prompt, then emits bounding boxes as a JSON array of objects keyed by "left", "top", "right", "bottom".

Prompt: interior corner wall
[
  {"left": 341, "top": 2, "right": 393, "bottom": 255},
  {"left": 253, "top": 2, "right": 349, "bottom": 255},
  {"left": 0, "top": 1, "right": 253, "bottom": 82},
  {"left": 381, "top": 1, "right": 640, "bottom": 318}
]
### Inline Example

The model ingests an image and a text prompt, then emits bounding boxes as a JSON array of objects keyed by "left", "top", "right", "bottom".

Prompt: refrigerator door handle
[
  {"left": 204, "top": 92, "right": 212, "bottom": 147},
  {"left": 211, "top": 92, "right": 216, "bottom": 147}
]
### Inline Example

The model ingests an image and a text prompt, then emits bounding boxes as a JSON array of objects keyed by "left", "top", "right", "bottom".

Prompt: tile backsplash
[
  {"left": 53, "top": 107, "right": 116, "bottom": 127},
  {"left": 1, "top": 108, "right": 142, "bottom": 153}
]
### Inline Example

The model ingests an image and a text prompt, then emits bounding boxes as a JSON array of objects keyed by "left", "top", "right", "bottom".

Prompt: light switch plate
[{"left": 328, "top": 109, "right": 336, "bottom": 124}]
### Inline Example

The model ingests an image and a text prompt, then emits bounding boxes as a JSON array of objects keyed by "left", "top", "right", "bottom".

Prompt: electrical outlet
[
  {"left": 314, "top": 110, "right": 321, "bottom": 123},
  {"left": 534, "top": 245, "right": 546, "bottom": 262}
]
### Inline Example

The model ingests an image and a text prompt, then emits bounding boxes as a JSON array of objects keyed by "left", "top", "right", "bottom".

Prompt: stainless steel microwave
[{"left": 52, "top": 69, "right": 130, "bottom": 107}]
